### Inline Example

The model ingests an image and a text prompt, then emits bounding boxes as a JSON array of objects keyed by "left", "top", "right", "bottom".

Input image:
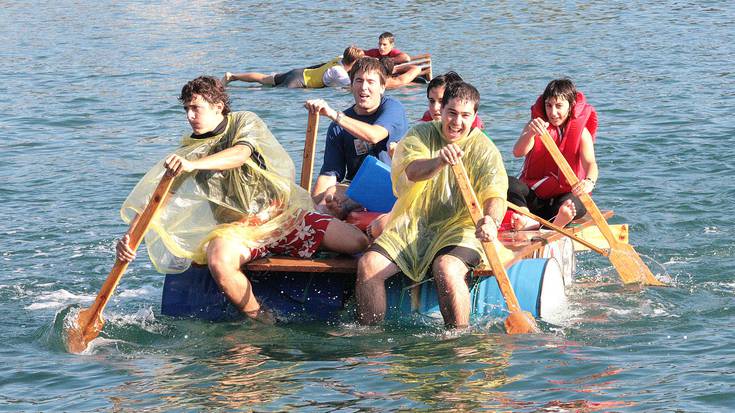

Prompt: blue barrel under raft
[{"left": 161, "top": 258, "right": 567, "bottom": 323}]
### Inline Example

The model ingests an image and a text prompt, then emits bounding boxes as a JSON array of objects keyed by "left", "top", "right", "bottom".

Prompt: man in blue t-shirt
[{"left": 304, "top": 57, "right": 408, "bottom": 218}]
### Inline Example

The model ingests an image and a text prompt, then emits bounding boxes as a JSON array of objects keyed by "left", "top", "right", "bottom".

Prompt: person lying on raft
[
  {"left": 508, "top": 78, "right": 599, "bottom": 230},
  {"left": 356, "top": 81, "right": 508, "bottom": 329},
  {"left": 222, "top": 46, "right": 364, "bottom": 89},
  {"left": 379, "top": 57, "right": 422, "bottom": 90},
  {"left": 303, "top": 57, "right": 408, "bottom": 220},
  {"left": 116, "top": 76, "right": 368, "bottom": 323},
  {"left": 364, "top": 31, "right": 410, "bottom": 64}
]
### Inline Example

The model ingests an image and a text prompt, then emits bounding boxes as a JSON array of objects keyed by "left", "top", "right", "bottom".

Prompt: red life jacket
[{"left": 519, "top": 91, "right": 598, "bottom": 198}]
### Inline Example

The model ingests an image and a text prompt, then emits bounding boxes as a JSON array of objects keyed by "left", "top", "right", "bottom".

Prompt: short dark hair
[
  {"left": 441, "top": 81, "right": 480, "bottom": 113},
  {"left": 542, "top": 78, "right": 577, "bottom": 116},
  {"left": 379, "top": 32, "right": 395, "bottom": 43},
  {"left": 349, "top": 57, "right": 388, "bottom": 86},
  {"left": 378, "top": 56, "right": 395, "bottom": 75},
  {"left": 179, "top": 76, "right": 231, "bottom": 115},
  {"left": 426, "top": 71, "right": 464, "bottom": 98}
]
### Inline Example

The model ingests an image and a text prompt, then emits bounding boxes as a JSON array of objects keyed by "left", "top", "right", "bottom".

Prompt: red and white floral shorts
[{"left": 249, "top": 212, "right": 333, "bottom": 260}]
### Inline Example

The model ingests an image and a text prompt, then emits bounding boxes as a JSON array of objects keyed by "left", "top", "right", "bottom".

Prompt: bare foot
[
  {"left": 552, "top": 199, "right": 576, "bottom": 227},
  {"left": 510, "top": 212, "right": 540, "bottom": 231},
  {"left": 222, "top": 72, "right": 233, "bottom": 86}
]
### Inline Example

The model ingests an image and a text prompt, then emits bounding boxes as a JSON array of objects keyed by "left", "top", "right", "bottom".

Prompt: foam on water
[
  {"left": 117, "top": 285, "right": 159, "bottom": 299},
  {"left": 25, "top": 289, "right": 96, "bottom": 310}
]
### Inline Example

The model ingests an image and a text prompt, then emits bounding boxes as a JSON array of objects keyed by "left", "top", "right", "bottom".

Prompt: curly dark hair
[{"left": 179, "top": 76, "right": 231, "bottom": 115}]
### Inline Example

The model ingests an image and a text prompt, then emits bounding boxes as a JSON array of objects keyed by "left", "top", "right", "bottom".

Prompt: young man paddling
[
  {"left": 116, "top": 76, "right": 368, "bottom": 323},
  {"left": 304, "top": 57, "right": 408, "bottom": 218},
  {"left": 355, "top": 82, "right": 508, "bottom": 329}
]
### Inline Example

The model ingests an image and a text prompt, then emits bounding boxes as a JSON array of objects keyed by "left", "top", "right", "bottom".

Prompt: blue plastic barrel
[
  {"left": 384, "top": 258, "right": 566, "bottom": 320},
  {"left": 160, "top": 258, "right": 566, "bottom": 323},
  {"left": 345, "top": 155, "right": 397, "bottom": 213}
]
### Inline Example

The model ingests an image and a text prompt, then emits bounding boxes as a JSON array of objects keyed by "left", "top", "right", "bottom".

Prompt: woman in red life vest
[{"left": 508, "top": 78, "right": 599, "bottom": 229}]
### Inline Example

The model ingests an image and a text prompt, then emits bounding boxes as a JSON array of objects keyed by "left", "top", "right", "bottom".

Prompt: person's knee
[
  {"left": 207, "top": 239, "right": 243, "bottom": 277},
  {"left": 324, "top": 219, "right": 368, "bottom": 254},
  {"left": 432, "top": 255, "right": 469, "bottom": 286},
  {"left": 357, "top": 251, "right": 391, "bottom": 284}
]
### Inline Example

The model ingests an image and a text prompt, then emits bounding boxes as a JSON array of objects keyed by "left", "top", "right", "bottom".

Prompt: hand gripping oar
[
  {"left": 506, "top": 201, "right": 608, "bottom": 255},
  {"left": 451, "top": 161, "right": 540, "bottom": 334},
  {"left": 536, "top": 129, "right": 665, "bottom": 286},
  {"left": 66, "top": 172, "right": 176, "bottom": 353},
  {"left": 300, "top": 111, "right": 320, "bottom": 192}
]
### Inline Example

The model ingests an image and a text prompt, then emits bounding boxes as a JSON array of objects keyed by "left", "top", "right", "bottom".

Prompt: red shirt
[{"left": 365, "top": 48, "right": 403, "bottom": 58}]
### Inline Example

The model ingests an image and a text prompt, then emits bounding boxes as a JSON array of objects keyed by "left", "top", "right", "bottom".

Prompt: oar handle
[
  {"left": 300, "top": 111, "right": 320, "bottom": 192},
  {"left": 451, "top": 162, "right": 522, "bottom": 313},
  {"left": 506, "top": 202, "right": 608, "bottom": 256},
  {"left": 536, "top": 129, "right": 618, "bottom": 245},
  {"left": 86, "top": 172, "right": 176, "bottom": 317}
]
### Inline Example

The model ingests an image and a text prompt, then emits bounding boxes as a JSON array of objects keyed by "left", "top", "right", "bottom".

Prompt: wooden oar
[
  {"left": 536, "top": 129, "right": 665, "bottom": 286},
  {"left": 451, "top": 161, "right": 540, "bottom": 334},
  {"left": 300, "top": 111, "right": 320, "bottom": 192},
  {"left": 65, "top": 172, "right": 175, "bottom": 353},
  {"left": 506, "top": 202, "right": 608, "bottom": 255}
]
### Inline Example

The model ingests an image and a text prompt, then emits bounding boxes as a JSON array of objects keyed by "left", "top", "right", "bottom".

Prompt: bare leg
[
  {"left": 222, "top": 72, "right": 275, "bottom": 86},
  {"left": 433, "top": 254, "right": 471, "bottom": 329},
  {"left": 321, "top": 218, "right": 369, "bottom": 254},
  {"left": 552, "top": 199, "right": 577, "bottom": 228},
  {"left": 356, "top": 251, "right": 400, "bottom": 325},
  {"left": 206, "top": 237, "right": 274, "bottom": 324}
]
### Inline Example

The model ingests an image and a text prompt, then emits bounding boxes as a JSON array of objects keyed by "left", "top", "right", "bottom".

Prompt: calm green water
[{"left": 2, "top": 1, "right": 734, "bottom": 411}]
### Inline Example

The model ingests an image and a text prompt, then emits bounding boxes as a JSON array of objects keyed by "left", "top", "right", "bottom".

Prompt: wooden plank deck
[{"left": 245, "top": 211, "right": 615, "bottom": 275}]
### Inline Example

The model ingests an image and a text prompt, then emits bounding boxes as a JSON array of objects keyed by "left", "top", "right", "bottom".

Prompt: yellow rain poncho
[
  {"left": 374, "top": 121, "right": 508, "bottom": 282},
  {"left": 121, "top": 111, "right": 315, "bottom": 274}
]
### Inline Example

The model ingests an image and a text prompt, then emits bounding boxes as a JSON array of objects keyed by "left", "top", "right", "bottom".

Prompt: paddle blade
[
  {"left": 65, "top": 307, "right": 105, "bottom": 354},
  {"left": 504, "top": 310, "right": 541, "bottom": 334},
  {"left": 608, "top": 243, "right": 666, "bottom": 286}
]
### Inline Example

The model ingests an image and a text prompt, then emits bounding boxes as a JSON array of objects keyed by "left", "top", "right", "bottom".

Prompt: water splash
[{"left": 638, "top": 252, "right": 674, "bottom": 285}]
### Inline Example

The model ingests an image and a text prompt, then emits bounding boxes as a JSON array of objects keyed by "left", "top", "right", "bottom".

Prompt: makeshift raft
[
  {"left": 397, "top": 53, "right": 433, "bottom": 83},
  {"left": 161, "top": 111, "right": 628, "bottom": 324},
  {"left": 161, "top": 212, "right": 627, "bottom": 323}
]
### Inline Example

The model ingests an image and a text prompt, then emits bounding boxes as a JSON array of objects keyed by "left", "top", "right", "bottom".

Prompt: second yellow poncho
[{"left": 374, "top": 121, "right": 508, "bottom": 282}]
